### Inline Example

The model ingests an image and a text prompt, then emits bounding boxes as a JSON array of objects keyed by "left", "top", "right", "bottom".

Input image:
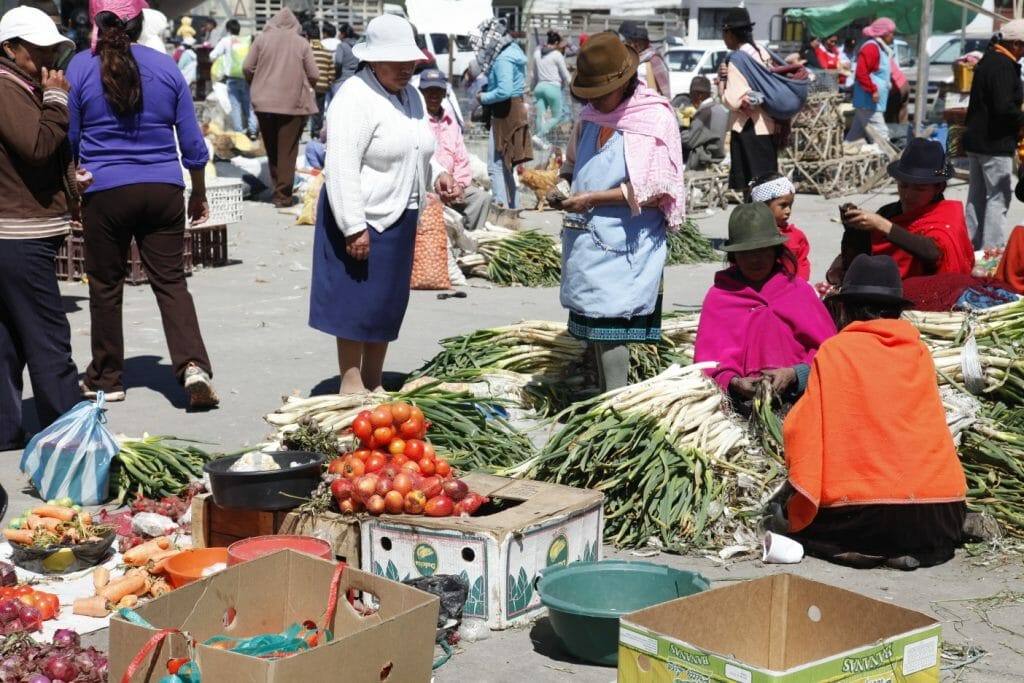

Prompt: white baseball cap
[
  {"left": 0, "top": 6, "right": 73, "bottom": 48},
  {"left": 351, "top": 14, "right": 423, "bottom": 63}
]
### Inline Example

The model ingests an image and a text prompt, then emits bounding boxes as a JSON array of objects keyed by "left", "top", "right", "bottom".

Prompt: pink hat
[
  {"left": 862, "top": 17, "right": 896, "bottom": 39},
  {"left": 89, "top": 0, "right": 148, "bottom": 50}
]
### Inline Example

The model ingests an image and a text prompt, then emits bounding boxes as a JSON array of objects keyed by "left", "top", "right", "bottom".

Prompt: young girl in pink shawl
[{"left": 695, "top": 203, "right": 835, "bottom": 405}]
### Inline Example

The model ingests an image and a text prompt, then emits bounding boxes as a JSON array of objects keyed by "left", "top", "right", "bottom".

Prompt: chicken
[{"left": 516, "top": 146, "right": 564, "bottom": 210}]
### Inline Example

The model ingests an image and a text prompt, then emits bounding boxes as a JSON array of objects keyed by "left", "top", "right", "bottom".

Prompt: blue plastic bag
[{"left": 19, "top": 392, "right": 118, "bottom": 505}]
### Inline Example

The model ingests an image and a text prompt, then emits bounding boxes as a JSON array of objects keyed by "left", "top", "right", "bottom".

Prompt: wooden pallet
[
  {"left": 686, "top": 167, "right": 730, "bottom": 211},
  {"left": 785, "top": 125, "right": 845, "bottom": 162},
  {"left": 791, "top": 93, "right": 845, "bottom": 130},
  {"left": 781, "top": 152, "right": 892, "bottom": 198}
]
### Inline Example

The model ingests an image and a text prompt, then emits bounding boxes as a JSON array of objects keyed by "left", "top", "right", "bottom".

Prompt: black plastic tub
[{"left": 203, "top": 451, "right": 325, "bottom": 510}]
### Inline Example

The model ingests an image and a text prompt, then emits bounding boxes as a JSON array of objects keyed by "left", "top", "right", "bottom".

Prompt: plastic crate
[
  {"left": 186, "top": 178, "right": 244, "bottom": 226},
  {"left": 189, "top": 224, "right": 228, "bottom": 268},
  {"left": 56, "top": 228, "right": 193, "bottom": 286}
]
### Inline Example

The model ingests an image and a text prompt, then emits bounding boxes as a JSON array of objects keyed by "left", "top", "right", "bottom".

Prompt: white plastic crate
[{"left": 185, "top": 178, "right": 244, "bottom": 226}]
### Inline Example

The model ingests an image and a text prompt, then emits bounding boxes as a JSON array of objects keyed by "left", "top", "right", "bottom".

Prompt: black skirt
[
  {"left": 728, "top": 120, "right": 778, "bottom": 191},
  {"left": 791, "top": 502, "right": 967, "bottom": 569}
]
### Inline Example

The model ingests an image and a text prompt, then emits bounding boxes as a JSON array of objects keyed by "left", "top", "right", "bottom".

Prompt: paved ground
[{"left": 2, "top": 175, "right": 1023, "bottom": 681}]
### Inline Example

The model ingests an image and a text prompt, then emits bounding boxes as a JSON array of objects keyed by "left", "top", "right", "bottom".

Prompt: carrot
[
  {"left": 3, "top": 528, "right": 34, "bottom": 545},
  {"left": 97, "top": 574, "right": 147, "bottom": 603},
  {"left": 116, "top": 594, "right": 139, "bottom": 609},
  {"left": 73, "top": 596, "right": 110, "bottom": 618},
  {"left": 78, "top": 512, "right": 92, "bottom": 526},
  {"left": 36, "top": 517, "right": 63, "bottom": 532},
  {"left": 149, "top": 579, "right": 171, "bottom": 597},
  {"left": 148, "top": 549, "right": 183, "bottom": 575},
  {"left": 25, "top": 514, "right": 43, "bottom": 530},
  {"left": 123, "top": 537, "right": 170, "bottom": 566},
  {"left": 31, "top": 505, "right": 76, "bottom": 522},
  {"left": 93, "top": 566, "right": 110, "bottom": 591}
]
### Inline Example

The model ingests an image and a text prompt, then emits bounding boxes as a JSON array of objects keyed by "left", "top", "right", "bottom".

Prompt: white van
[{"left": 665, "top": 43, "right": 730, "bottom": 100}]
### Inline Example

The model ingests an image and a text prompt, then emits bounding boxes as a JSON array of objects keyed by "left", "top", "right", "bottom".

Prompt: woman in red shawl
[{"left": 828, "top": 138, "right": 974, "bottom": 284}]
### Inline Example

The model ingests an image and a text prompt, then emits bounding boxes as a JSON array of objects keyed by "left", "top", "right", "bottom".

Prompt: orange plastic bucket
[
  {"left": 227, "top": 535, "right": 333, "bottom": 566},
  {"left": 163, "top": 548, "right": 230, "bottom": 588}
]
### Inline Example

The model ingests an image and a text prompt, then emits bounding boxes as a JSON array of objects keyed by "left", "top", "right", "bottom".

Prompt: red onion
[
  {"left": 0, "top": 599, "right": 19, "bottom": 623},
  {"left": 18, "top": 604, "right": 41, "bottom": 629},
  {"left": 4, "top": 618, "right": 24, "bottom": 633},
  {"left": 42, "top": 655, "right": 76, "bottom": 682},
  {"left": 52, "top": 629, "right": 80, "bottom": 650},
  {"left": 26, "top": 675, "right": 51, "bottom": 683}
]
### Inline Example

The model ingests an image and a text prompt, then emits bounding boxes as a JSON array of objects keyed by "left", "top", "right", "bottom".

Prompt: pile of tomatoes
[
  {"left": 0, "top": 586, "right": 60, "bottom": 634},
  {"left": 329, "top": 401, "right": 489, "bottom": 518}
]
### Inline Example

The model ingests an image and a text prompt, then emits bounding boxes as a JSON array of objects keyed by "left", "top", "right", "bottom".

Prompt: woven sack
[{"left": 411, "top": 196, "right": 451, "bottom": 290}]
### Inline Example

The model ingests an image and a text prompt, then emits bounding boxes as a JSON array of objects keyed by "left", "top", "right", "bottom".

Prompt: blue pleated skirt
[{"left": 309, "top": 187, "right": 417, "bottom": 342}]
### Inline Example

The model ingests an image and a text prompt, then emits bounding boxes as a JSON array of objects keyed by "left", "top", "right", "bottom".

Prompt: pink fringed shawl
[{"left": 579, "top": 83, "right": 686, "bottom": 229}]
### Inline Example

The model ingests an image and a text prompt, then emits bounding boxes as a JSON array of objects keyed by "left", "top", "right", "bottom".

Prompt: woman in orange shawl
[
  {"left": 828, "top": 138, "right": 974, "bottom": 285},
  {"left": 776, "top": 255, "right": 967, "bottom": 570}
]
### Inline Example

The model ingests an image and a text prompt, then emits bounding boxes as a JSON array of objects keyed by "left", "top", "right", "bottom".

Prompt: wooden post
[{"left": 912, "top": 0, "right": 935, "bottom": 136}]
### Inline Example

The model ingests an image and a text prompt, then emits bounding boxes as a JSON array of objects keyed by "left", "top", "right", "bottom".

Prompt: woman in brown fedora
[
  {"left": 718, "top": 7, "right": 778, "bottom": 191},
  {"left": 548, "top": 31, "right": 684, "bottom": 392}
]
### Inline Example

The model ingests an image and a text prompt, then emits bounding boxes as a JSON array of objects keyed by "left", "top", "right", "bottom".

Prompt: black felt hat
[
  {"left": 826, "top": 254, "right": 914, "bottom": 307},
  {"left": 722, "top": 8, "right": 755, "bottom": 31},
  {"left": 887, "top": 137, "right": 954, "bottom": 184}
]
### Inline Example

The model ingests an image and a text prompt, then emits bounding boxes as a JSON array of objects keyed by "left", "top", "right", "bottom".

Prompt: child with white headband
[{"left": 749, "top": 173, "right": 811, "bottom": 280}]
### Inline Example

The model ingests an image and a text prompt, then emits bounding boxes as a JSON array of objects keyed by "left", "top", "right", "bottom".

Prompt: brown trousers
[
  {"left": 82, "top": 183, "right": 212, "bottom": 391},
  {"left": 256, "top": 112, "right": 306, "bottom": 205}
]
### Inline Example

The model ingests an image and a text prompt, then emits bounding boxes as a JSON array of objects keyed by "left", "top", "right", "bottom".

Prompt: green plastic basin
[{"left": 536, "top": 560, "right": 710, "bottom": 666}]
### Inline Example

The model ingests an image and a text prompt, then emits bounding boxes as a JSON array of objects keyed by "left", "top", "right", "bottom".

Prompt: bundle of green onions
[
  {"left": 265, "top": 384, "right": 534, "bottom": 472},
  {"left": 500, "top": 364, "right": 778, "bottom": 550},
  {"left": 958, "top": 403, "right": 1024, "bottom": 536},
  {"left": 113, "top": 435, "right": 215, "bottom": 504},
  {"left": 906, "top": 300, "right": 1024, "bottom": 404},
  {"left": 484, "top": 231, "right": 562, "bottom": 287},
  {"left": 665, "top": 220, "right": 718, "bottom": 266}
]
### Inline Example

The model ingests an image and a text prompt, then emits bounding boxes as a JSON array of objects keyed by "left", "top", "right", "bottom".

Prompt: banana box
[
  {"left": 618, "top": 574, "right": 941, "bottom": 683},
  {"left": 361, "top": 473, "right": 603, "bottom": 629}
]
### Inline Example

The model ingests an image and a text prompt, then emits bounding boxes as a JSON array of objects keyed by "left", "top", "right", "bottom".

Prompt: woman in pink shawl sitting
[
  {"left": 695, "top": 203, "right": 836, "bottom": 407},
  {"left": 547, "top": 31, "right": 685, "bottom": 392}
]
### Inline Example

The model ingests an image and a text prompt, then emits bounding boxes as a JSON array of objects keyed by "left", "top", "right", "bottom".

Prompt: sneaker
[
  {"left": 183, "top": 363, "right": 219, "bottom": 410},
  {"left": 80, "top": 382, "right": 126, "bottom": 402}
]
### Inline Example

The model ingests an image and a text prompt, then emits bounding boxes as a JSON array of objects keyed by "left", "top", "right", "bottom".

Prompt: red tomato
[
  {"left": 352, "top": 448, "right": 371, "bottom": 462},
  {"left": 422, "top": 442, "right": 437, "bottom": 460},
  {"left": 365, "top": 452, "right": 387, "bottom": 473},
  {"left": 388, "top": 438, "right": 406, "bottom": 456},
  {"left": 370, "top": 406, "right": 393, "bottom": 428},
  {"left": 352, "top": 417, "right": 373, "bottom": 445},
  {"left": 404, "top": 490, "right": 427, "bottom": 514},
  {"left": 418, "top": 457, "right": 436, "bottom": 476},
  {"left": 420, "top": 475, "right": 443, "bottom": 499},
  {"left": 398, "top": 418, "right": 424, "bottom": 440},
  {"left": 357, "top": 409, "right": 372, "bottom": 421},
  {"left": 384, "top": 490, "right": 405, "bottom": 514},
  {"left": 404, "top": 438, "right": 424, "bottom": 461},
  {"left": 0, "top": 587, "right": 15, "bottom": 599},
  {"left": 409, "top": 406, "right": 425, "bottom": 424},
  {"left": 13, "top": 586, "right": 34, "bottom": 597},
  {"left": 372, "top": 426, "right": 395, "bottom": 446},
  {"left": 390, "top": 402, "right": 412, "bottom": 425},
  {"left": 424, "top": 495, "right": 454, "bottom": 517},
  {"left": 342, "top": 458, "right": 366, "bottom": 479},
  {"left": 435, "top": 459, "right": 452, "bottom": 478},
  {"left": 35, "top": 592, "right": 58, "bottom": 620},
  {"left": 400, "top": 460, "right": 421, "bottom": 474},
  {"left": 327, "top": 457, "right": 347, "bottom": 475}
]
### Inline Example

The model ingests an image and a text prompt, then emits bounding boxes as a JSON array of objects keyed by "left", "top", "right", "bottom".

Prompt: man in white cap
[{"left": 964, "top": 20, "right": 1024, "bottom": 249}]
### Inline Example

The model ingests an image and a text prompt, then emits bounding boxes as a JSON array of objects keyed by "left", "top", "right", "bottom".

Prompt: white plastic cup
[{"left": 762, "top": 531, "right": 804, "bottom": 564}]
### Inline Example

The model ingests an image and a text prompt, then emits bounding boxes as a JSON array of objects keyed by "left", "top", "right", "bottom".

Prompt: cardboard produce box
[
  {"left": 110, "top": 550, "right": 439, "bottom": 682},
  {"left": 361, "top": 473, "right": 604, "bottom": 629},
  {"left": 618, "top": 574, "right": 941, "bottom": 683}
]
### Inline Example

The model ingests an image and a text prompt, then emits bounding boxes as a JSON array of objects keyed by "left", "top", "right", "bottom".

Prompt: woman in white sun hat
[
  {"left": 309, "top": 14, "right": 457, "bottom": 394},
  {"left": 0, "top": 5, "right": 81, "bottom": 449}
]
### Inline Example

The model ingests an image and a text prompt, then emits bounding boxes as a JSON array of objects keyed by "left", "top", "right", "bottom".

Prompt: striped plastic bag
[{"left": 19, "top": 393, "right": 118, "bottom": 505}]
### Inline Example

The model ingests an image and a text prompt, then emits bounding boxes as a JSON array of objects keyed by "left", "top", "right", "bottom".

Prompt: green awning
[{"left": 786, "top": 0, "right": 982, "bottom": 37}]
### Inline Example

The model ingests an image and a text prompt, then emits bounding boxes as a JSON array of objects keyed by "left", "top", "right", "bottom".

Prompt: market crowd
[{"left": 1, "top": 1, "right": 1022, "bottom": 573}]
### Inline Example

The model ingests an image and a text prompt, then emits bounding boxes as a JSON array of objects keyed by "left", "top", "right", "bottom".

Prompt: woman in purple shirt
[{"left": 67, "top": 0, "right": 219, "bottom": 410}]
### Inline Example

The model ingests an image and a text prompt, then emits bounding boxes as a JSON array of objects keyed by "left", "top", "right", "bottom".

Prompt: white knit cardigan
[{"left": 324, "top": 68, "right": 440, "bottom": 236}]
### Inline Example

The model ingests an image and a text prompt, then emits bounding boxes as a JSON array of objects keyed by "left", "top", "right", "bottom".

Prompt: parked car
[
  {"left": 665, "top": 44, "right": 730, "bottom": 100},
  {"left": 904, "top": 34, "right": 992, "bottom": 107}
]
